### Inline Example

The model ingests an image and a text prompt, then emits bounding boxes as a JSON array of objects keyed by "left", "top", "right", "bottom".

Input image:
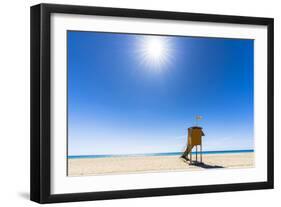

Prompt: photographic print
[
  {"left": 67, "top": 31, "right": 254, "bottom": 176},
  {"left": 31, "top": 4, "right": 273, "bottom": 203}
]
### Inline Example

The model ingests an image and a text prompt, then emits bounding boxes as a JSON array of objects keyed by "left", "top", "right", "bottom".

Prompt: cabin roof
[{"left": 188, "top": 126, "right": 202, "bottom": 129}]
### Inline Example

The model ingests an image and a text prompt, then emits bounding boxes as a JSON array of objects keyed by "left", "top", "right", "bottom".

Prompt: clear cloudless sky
[{"left": 68, "top": 31, "right": 254, "bottom": 156}]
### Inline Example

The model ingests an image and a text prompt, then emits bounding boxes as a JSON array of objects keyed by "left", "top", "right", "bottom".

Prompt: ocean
[{"left": 68, "top": 149, "right": 254, "bottom": 159}]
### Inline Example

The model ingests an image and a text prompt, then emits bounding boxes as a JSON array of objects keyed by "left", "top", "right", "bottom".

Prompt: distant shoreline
[{"left": 68, "top": 149, "right": 254, "bottom": 159}]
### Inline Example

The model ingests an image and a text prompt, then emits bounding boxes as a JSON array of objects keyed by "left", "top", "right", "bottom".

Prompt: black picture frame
[{"left": 30, "top": 3, "right": 274, "bottom": 204}]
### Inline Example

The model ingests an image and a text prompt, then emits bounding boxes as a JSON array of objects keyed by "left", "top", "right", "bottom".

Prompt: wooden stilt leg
[
  {"left": 200, "top": 144, "right": 202, "bottom": 163},
  {"left": 196, "top": 146, "right": 198, "bottom": 162}
]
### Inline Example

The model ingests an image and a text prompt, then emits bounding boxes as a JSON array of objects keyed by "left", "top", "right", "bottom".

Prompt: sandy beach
[{"left": 68, "top": 152, "right": 254, "bottom": 176}]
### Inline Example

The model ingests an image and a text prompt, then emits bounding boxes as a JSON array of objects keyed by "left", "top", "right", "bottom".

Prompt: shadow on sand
[
  {"left": 191, "top": 161, "right": 224, "bottom": 169},
  {"left": 181, "top": 157, "right": 224, "bottom": 169}
]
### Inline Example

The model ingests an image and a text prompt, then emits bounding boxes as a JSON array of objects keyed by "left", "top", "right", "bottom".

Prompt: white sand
[{"left": 68, "top": 153, "right": 254, "bottom": 176}]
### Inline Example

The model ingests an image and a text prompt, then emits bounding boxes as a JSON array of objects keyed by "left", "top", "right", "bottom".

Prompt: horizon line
[{"left": 68, "top": 149, "right": 254, "bottom": 158}]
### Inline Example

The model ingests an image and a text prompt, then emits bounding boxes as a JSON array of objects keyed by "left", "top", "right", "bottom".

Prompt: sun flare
[
  {"left": 145, "top": 38, "right": 165, "bottom": 60},
  {"left": 136, "top": 36, "right": 172, "bottom": 71}
]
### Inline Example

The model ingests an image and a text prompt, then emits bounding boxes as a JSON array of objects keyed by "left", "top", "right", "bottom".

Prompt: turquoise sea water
[{"left": 68, "top": 149, "right": 254, "bottom": 159}]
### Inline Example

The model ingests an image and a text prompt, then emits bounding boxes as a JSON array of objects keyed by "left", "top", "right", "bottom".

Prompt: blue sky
[{"left": 68, "top": 31, "right": 254, "bottom": 156}]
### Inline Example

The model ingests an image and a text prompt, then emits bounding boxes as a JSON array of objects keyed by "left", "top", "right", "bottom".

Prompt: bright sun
[
  {"left": 145, "top": 38, "right": 165, "bottom": 60},
  {"left": 136, "top": 36, "right": 172, "bottom": 71}
]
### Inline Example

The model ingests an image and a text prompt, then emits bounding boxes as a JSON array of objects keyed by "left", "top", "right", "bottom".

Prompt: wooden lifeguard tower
[{"left": 181, "top": 126, "right": 205, "bottom": 164}]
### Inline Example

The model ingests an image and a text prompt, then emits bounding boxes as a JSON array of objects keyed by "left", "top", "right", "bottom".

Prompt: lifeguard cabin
[{"left": 181, "top": 126, "right": 205, "bottom": 163}]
